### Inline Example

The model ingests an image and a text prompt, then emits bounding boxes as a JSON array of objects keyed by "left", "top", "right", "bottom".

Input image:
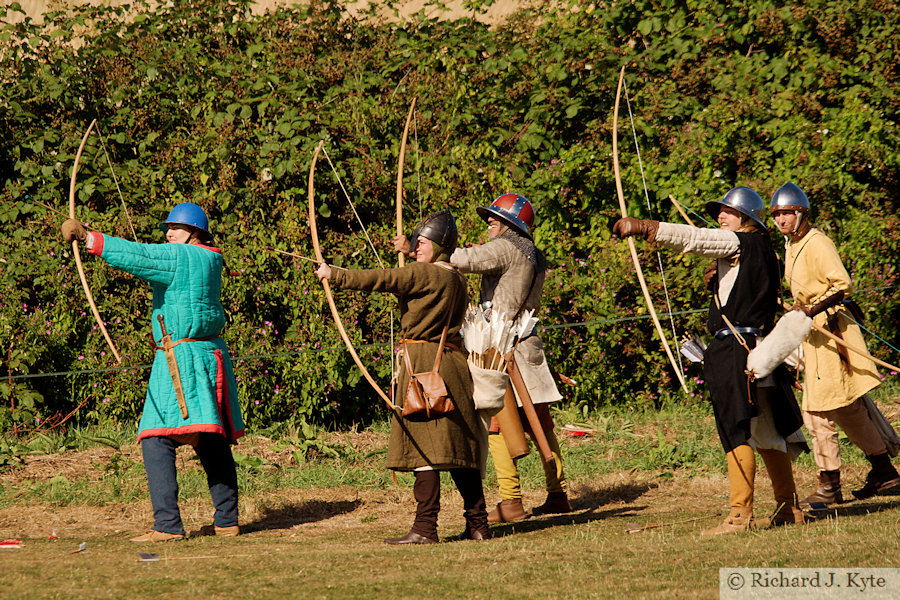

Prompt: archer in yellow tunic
[
  {"left": 784, "top": 230, "right": 880, "bottom": 410},
  {"left": 772, "top": 182, "right": 900, "bottom": 503}
]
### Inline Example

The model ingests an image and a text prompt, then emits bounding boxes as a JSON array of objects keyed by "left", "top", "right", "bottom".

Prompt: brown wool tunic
[{"left": 330, "top": 262, "right": 481, "bottom": 471}]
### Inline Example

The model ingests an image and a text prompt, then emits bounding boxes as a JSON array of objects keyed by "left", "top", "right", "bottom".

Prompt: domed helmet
[
  {"left": 159, "top": 202, "right": 210, "bottom": 234},
  {"left": 705, "top": 187, "right": 767, "bottom": 231},
  {"left": 476, "top": 193, "right": 535, "bottom": 239},
  {"left": 769, "top": 182, "right": 810, "bottom": 213},
  {"left": 409, "top": 210, "right": 458, "bottom": 257}
]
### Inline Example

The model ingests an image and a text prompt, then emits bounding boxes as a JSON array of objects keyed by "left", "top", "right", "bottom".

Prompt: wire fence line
[
  {"left": 5, "top": 308, "right": 710, "bottom": 382},
  {"left": 7, "top": 282, "right": 898, "bottom": 383}
]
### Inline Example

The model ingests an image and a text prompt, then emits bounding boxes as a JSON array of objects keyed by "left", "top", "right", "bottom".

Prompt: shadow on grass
[
  {"left": 485, "top": 481, "right": 658, "bottom": 539},
  {"left": 808, "top": 497, "right": 900, "bottom": 520},
  {"left": 573, "top": 481, "right": 659, "bottom": 508},
  {"left": 241, "top": 498, "right": 362, "bottom": 533},
  {"left": 487, "top": 505, "right": 644, "bottom": 538}
]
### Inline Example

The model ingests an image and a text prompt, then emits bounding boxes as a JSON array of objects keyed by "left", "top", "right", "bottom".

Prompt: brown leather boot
[
  {"left": 487, "top": 499, "right": 528, "bottom": 523},
  {"left": 701, "top": 507, "right": 754, "bottom": 536},
  {"left": 758, "top": 494, "right": 809, "bottom": 528},
  {"left": 852, "top": 453, "right": 900, "bottom": 500},
  {"left": 800, "top": 470, "right": 843, "bottom": 506},
  {"left": 129, "top": 529, "right": 184, "bottom": 543},
  {"left": 757, "top": 449, "right": 806, "bottom": 527},
  {"left": 384, "top": 530, "right": 438, "bottom": 545},
  {"left": 702, "top": 446, "right": 755, "bottom": 536},
  {"left": 189, "top": 524, "right": 240, "bottom": 537},
  {"left": 531, "top": 492, "right": 572, "bottom": 516}
]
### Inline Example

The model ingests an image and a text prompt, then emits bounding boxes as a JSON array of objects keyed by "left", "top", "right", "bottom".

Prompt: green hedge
[{"left": 1, "top": 0, "right": 897, "bottom": 429}]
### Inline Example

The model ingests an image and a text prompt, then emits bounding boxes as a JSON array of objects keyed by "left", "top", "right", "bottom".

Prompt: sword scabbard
[{"left": 157, "top": 314, "right": 189, "bottom": 420}]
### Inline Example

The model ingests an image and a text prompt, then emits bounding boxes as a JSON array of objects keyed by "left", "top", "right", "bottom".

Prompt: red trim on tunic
[
  {"left": 137, "top": 351, "right": 245, "bottom": 443},
  {"left": 87, "top": 232, "right": 105, "bottom": 256},
  {"left": 215, "top": 349, "right": 238, "bottom": 442},
  {"left": 137, "top": 424, "right": 245, "bottom": 441},
  {"left": 197, "top": 244, "right": 222, "bottom": 254}
]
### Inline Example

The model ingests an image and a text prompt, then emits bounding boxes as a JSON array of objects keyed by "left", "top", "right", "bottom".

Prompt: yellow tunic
[{"left": 784, "top": 229, "right": 881, "bottom": 411}]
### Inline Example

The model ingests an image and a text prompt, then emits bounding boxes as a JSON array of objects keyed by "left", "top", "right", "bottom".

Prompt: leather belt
[
  {"left": 400, "top": 339, "right": 460, "bottom": 351},
  {"left": 714, "top": 327, "right": 760, "bottom": 340}
]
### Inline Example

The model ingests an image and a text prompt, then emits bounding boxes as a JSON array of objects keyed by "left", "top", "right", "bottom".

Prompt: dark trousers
[
  {"left": 141, "top": 433, "right": 239, "bottom": 535},
  {"left": 411, "top": 468, "right": 487, "bottom": 540}
]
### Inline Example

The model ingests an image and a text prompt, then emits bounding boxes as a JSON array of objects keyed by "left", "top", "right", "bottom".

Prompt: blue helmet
[{"left": 159, "top": 202, "right": 210, "bottom": 234}]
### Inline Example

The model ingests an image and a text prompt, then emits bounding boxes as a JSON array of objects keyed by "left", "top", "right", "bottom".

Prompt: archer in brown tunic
[{"left": 316, "top": 211, "right": 488, "bottom": 543}]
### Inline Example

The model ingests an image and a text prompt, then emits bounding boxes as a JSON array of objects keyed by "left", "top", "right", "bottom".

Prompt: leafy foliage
[{"left": 1, "top": 0, "right": 897, "bottom": 429}]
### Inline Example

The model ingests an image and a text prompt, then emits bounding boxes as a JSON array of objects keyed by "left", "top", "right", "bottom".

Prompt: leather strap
[{"left": 151, "top": 334, "right": 220, "bottom": 351}]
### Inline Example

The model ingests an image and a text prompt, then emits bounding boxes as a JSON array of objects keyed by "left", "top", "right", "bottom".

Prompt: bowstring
[
  {"left": 321, "top": 144, "right": 395, "bottom": 388},
  {"left": 623, "top": 80, "right": 687, "bottom": 376},
  {"left": 321, "top": 146, "right": 385, "bottom": 269},
  {"left": 95, "top": 124, "right": 138, "bottom": 242}
]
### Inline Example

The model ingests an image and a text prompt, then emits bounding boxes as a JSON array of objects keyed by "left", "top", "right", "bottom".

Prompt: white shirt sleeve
[{"left": 655, "top": 222, "right": 740, "bottom": 258}]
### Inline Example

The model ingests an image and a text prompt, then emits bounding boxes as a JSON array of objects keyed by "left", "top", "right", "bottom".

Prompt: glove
[
  {"left": 703, "top": 260, "right": 718, "bottom": 290},
  {"left": 612, "top": 217, "right": 659, "bottom": 242},
  {"left": 61, "top": 219, "right": 88, "bottom": 243}
]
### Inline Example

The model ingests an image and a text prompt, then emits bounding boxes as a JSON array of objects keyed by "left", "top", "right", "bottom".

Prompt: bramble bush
[{"left": 1, "top": 0, "right": 897, "bottom": 431}]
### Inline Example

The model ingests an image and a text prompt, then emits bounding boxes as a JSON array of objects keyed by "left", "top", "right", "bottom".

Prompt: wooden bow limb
[
  {"left": 308, "top": 140, "right": 396, "bottom": 411},
  {"left": 613, "top": 66, "right": 687, "bottom": 393},
  {"left": 668, "top": 195, "right": 696, "bottom": 228},
  {"left": 396, "top": 98, "right": 417, "bottom": 268},
  {"left": 780, "top": 302, "right": 900, "bottom": 373},
  {"left": 69, "top": 119, "right": 122, "bottom": 363}
]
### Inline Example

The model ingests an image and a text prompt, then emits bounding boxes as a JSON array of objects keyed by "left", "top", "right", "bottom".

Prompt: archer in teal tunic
[
  {"left": 86, "top": 233, "right": 244, "bottom": 441},
  {"left": 64, "top": 201, "right": 243, "bottom": 542}
]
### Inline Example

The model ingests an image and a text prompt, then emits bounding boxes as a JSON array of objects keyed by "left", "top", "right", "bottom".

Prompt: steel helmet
[
  {"left": 159, "top": 202, "right": 210, "bottom": 234},
  {"left": 410, "top": 210, "right": 458, "bottom": 254},
  {"left": 705, "top": 187, "right": 767, "bottom": 231},
  {"left": 476, "top": 193, "right": 535, "bottom": 239},
  {"left": 770, "top": 182, "right": 810, "bottom": 212}
]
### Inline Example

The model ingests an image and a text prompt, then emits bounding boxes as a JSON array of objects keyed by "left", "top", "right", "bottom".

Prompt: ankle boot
[
  {"left": 852, "top": 453, "right": 900, "bottom": 500},
  {"left": 759, "top": 494, "right": 808, "bottom": 528},
  {"left": 800, "top": 470, "right": 843, "bottom": 506},
  {"left": 487, "top": 498, "right": 527, "bottom": 523},
  {"left": 702, "top": 507, "right": 754, "bottom": 536}
]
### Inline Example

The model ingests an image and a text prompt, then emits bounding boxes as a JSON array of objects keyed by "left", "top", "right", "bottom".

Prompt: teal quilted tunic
[{"left": 87, "top": 233, "right": 244, "bottom": 441}]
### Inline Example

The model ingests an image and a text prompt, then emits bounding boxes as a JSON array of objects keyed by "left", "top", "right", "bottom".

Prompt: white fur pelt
[{"left": 746, "top": 310, "right": 813, "bottom": 379}]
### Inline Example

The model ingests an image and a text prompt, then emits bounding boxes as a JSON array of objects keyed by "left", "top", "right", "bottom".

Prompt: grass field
[{"left": 3, "top": 390, "right": 900, "bottom": 599}]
